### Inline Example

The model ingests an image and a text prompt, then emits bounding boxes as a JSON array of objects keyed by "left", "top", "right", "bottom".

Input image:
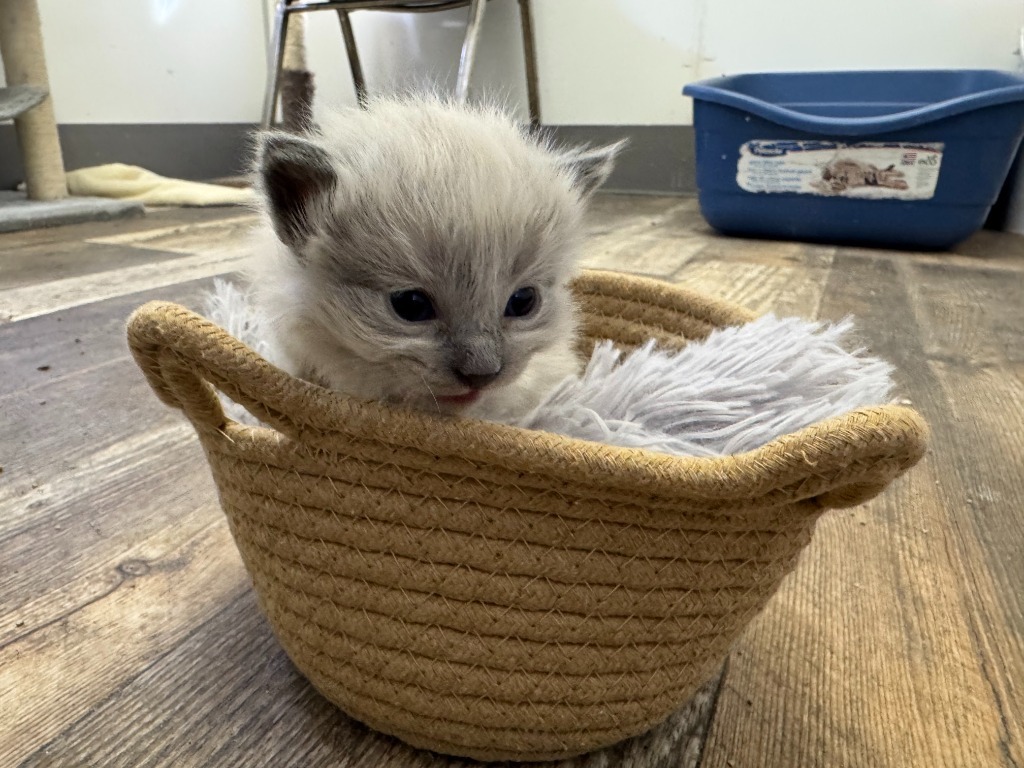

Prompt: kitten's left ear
[{"left": 557, "top": 140, "right": 627, "bottom": 198}]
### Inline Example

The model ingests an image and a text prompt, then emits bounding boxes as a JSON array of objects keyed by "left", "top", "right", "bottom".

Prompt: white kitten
[{"left": 248, "top": 95, "right": 621, "bottom": 421}]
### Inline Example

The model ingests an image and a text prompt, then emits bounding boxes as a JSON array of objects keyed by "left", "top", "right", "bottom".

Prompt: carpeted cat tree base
[{"left": 0, "top": 189, "right": 143, "bottom": 233}]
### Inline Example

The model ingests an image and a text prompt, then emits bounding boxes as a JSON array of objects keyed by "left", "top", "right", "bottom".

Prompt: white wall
[
  {"left": 13, "top": 0, "right": 1024, "bottom": 127},
  {"left": 33, "top": 0, "right": 267, "bottom": 123},
  {"left": 22, "top": 0, "right": 532, "bottom": 124},
  {"left": 530, "top": 0, "right": 1024, "bottom": 124}
]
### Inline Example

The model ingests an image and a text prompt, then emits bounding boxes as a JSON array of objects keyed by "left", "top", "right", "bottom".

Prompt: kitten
[{"left": 247, "top": 95, "right": 621, "bottom": 422}]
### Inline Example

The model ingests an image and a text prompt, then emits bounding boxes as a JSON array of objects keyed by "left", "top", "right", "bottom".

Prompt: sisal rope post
[
  {"left": 0, "top": 0, "right": 67, "bottom": 201},
  {"left": 282, "top": 12, "right": 306, "bottom": 71},
  {"left": 280, "top": 13, "right": 314, "bottom": 134}
]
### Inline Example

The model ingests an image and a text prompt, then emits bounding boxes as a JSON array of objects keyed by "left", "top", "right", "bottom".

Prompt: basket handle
[{"left": 127, "top": 301, "right": 309, "bottom": 437}]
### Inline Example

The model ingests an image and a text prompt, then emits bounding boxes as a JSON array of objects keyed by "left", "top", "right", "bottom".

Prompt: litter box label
[{"left": 737, "top": 140, "right": 943, "bottom": 200}]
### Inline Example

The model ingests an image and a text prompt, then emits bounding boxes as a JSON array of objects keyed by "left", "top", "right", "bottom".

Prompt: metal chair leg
[
  {"left": 261, "top": 0, "right": 291, "bottom": 129},
  {"left": 517, "top": 0, "right": 540, "bottom": 126},
  {"left": 455, "top": 0, "right": 486, "bottom": 103},
  {"left": 336, "top": 10, "right": 368, "bottom": 106}
]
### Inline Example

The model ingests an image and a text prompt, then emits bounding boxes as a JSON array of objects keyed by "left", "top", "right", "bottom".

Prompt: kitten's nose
[{"left": 454, "top": 369, "right": 501, "bottom": 390}]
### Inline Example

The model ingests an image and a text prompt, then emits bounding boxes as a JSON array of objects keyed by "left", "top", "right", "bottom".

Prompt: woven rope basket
[{"left": 127, "top": 270, "right": 928, "bottom": 763}]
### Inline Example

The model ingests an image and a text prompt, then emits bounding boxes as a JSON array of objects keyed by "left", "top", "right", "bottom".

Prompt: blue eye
[
  {"left": 390, "top": 289, "right": 436, "bottom": 322},
  {"left": 504, "top": 287, "right": 537, "bottom": 318}
]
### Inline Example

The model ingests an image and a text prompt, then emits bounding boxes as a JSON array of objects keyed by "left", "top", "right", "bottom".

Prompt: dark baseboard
[
  {"left": 545, "top": 125, "right": 696, "bottom": 196},
  {"left": 0, "top": 123, "right": 696, "bottom": 195},
  {"left": 0, "top": 123, "right": 260, "bottom": 190}
]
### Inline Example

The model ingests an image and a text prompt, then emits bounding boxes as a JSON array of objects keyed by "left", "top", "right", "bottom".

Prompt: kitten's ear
[
  {"left": 557, "top": 140, "right": 626, "bottom": 198},
  {"left": 256, "top": 131, "right": 337, "bottom": 250}
]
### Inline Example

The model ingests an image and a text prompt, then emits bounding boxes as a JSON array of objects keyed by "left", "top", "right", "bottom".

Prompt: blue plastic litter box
[{"left": 683, "top": 70, "right": 1024, "bottom": 249}]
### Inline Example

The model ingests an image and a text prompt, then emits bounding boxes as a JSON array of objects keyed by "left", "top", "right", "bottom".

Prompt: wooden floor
[{"left": 2, "top": 197, "right": 1022, "bottom": 768}]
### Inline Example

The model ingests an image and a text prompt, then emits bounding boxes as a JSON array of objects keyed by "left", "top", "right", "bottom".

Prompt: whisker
[{"left": 419, "top": 374, "right": 441, "bottom": 413}]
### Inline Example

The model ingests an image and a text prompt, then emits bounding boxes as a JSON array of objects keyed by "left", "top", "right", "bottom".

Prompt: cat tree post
[{"left": 0, "top": 0, "right": 67, "bottom": 201}]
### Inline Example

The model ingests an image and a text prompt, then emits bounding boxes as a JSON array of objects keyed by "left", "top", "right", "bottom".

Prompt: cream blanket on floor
[{"left": 66, "top": 163, "right": 254, "bottom": 207}]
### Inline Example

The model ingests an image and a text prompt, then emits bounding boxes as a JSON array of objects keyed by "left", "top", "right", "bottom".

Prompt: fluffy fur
[
  {"left": 518, "top": 315, "right": 895, "bottom": 456},
  {"left": 247, "top": 94, "right": 622, "bottom": 421},
  {"left": 204, "top": 279, "right": 897, "bottom": 457}
]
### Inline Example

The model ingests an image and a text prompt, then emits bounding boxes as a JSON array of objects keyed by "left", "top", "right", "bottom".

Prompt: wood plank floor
[{"left": 2, "top": 198, "right": 1021, "bottom": 768}]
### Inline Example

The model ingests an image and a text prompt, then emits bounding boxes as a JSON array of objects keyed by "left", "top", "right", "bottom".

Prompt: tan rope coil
[{"left": 127, "top": 269, "right": 928, "bottom": 762}]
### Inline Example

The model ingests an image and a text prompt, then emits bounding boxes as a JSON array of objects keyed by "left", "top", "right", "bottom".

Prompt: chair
[{"left": 261, "top": 0, "right": 540, "bottom": 130}]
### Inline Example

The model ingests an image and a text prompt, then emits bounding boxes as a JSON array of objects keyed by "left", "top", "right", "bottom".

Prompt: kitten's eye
[
  {"left": 504, "top": 287, "right": 537, "bottom": 318},
  {"left": 390, "top": 289, "right": 436, "bottom": 322}
]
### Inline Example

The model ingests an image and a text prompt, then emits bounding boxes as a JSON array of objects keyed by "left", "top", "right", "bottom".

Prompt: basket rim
[{"left": 127, "top": 269, "right": 929, "bottom": 508}]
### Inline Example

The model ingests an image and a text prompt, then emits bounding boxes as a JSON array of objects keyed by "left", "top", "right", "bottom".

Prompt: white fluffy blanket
[{"left": 204, "top": 279, "right": 895, "bottom": 457}]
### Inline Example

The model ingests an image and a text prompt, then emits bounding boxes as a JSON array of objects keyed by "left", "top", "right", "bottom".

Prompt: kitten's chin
[
  {"left": 399, "top": 388, "right": 501, "bottom": 418},
  {"left": 435, "top": 391, "right": 483, "bottom": 408},
  {"left": 385, "top": 389, "right": 477, "bottom": 417}
]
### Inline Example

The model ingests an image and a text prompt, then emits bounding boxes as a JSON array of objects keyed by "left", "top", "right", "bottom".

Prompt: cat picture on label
[{"left": 812, "top": 157, "right": 909, "bottom": 194}]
